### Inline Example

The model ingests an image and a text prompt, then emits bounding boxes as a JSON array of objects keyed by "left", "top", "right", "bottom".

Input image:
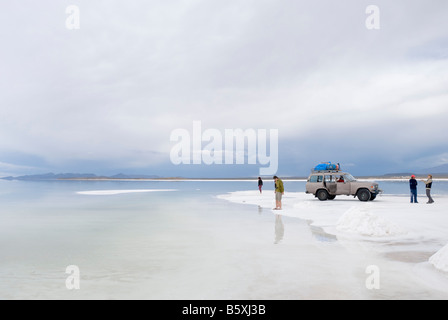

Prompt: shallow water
[{"left": 1, "top": 179, "right": 448, "bottom": 299}]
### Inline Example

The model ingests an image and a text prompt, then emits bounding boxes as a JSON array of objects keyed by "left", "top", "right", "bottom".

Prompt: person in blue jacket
[{"left": 409, "top": 175, "right": 418, "bottom": 203}]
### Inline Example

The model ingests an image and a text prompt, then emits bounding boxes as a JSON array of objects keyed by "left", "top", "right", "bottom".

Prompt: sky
[{"left": 0, "top": 0, "right": 448, "bottom": 178}]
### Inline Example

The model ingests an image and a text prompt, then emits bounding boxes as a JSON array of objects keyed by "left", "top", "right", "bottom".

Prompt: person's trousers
[
  {"left": 410, "top": 189, "right": 418, "bottom": 203},
  {"left": 426, "top": 189, "right": 434, "bottom": 203}
]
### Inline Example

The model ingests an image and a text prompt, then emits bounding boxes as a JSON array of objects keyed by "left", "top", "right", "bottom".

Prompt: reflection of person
[
  {"left": 273, "top": 176, "right": 284, "bottom": 210},
  {"left": 258, "top": 177, "right": 263, "bottom": 194},
  {"left": 274, "top": 214, "right": 284, "bottom": 244},
  {"left": 409, "top": 175, "right": 418, "bottom": 203},
  {"left": 422, "top": 174, "right": 434, "bottom": 204}
]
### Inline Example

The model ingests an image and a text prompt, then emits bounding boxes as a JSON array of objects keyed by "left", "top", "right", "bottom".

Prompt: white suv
[{"left": 306, "top": 170, "right": 381, "bottom": 201}]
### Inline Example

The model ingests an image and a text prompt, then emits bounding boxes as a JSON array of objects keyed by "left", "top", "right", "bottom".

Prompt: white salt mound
[
  {"left": 336, "top": 207, "right": 406, "bottom": 237},
  {"left": 429, "top": 244, "right": 448, "bottom": 273}
]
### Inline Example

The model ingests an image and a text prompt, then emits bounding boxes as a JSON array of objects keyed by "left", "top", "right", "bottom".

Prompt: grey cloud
[{"left": 1, "top": 0, "right": 448, "bottom": 175}]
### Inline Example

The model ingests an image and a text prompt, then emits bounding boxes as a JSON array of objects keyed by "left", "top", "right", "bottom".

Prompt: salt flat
[
  {"left": 2, "top": 179, "right": 448, "bottom": 300},
  {"left": 218, "top": 190, "right": 448, "bottom": 289}
]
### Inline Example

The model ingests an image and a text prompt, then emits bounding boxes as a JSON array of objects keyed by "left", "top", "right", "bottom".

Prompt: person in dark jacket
[
  {"left": 409, "top": 175, "right": 418, "bottom": 203},
  {"left": 421, "top": 174, "right": 434, "bottom": 204},
  {"left": 258, "top": 177, "right": 263, "bottom": 194}
]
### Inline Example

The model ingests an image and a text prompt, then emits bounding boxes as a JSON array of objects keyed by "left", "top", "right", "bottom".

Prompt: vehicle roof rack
[{"left": 311, "top": 169, "right": 342, "bottom": 173}]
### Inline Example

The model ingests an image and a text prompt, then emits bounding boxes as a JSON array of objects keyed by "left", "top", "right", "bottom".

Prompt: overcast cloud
[{"left": 1, "top": 0, "right": 447, "bottom": 177}]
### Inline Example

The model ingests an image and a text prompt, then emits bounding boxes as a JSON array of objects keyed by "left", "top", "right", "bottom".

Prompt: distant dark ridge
[
  {"left": 1, "top": 173, "right": 160, "bottom": 181},
  {"left": 1, "top": 173, "right": 97, "bottom": 181},
  {"left": 382, "top": 173, "right": 415, "bottom": 177},
  {"left": 381, "top": 173, "right": 448, "bottom": 178},
  {"left": 109, "top": 173, "right": 160, "bottom": 179},
  {"left": 421, "top": 163, "right": 448, "bottom": 174}
]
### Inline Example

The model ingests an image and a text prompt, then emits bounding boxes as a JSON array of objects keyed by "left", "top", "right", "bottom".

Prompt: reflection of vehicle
[{"left": 305, "top": 170, "right": 382, "bottom": 201}]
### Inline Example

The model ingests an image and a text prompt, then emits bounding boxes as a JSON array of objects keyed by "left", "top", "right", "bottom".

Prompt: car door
[
  {"left": 336, "top": 175, "right": 351, "bottom": 195},
  {"left": 324, "top": 175, "right": 337, "bottom": 194}
]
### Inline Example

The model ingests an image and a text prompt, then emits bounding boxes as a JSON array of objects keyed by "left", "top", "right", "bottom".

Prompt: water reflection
[
  {"left": 272, "top": 215, "right": 337, "bottom": 244},
  {"left": 308, "top": 222, "right": 337, "bottom": 242},
  {"left": 274, "top": 214, "right": 284, "bottom": 244}
]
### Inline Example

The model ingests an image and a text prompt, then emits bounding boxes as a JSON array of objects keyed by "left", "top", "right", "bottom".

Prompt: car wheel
[
  {"left": 317, "top": 190, "right": 329, "bottom": 201},
  {"left": 357, "top": 189, "right": 371, "bottom": 202},
  {"left": 328, "top": 195, "right": 336, "bottom": 200}
]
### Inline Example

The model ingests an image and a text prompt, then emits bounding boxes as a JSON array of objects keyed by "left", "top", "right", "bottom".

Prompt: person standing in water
[
  {"left": 273, "top": 176, "right": 284, "bottom": 210},
  {"left": 422, "top": 174, "right": 434, "bottom": 204},
  {"left": 258, "top": 177, "right": 263, "bottom": 194},
  {"left": 409, "top": 175, "right": 418, "bottom": 203}
]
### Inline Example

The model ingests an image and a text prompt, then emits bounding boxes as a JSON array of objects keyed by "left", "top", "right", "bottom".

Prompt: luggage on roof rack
[{"left": 313, "top": 162, "right": 340, "bottom": 172}]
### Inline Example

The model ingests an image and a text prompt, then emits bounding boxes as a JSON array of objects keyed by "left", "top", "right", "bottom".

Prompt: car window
[
  {"left": 309, "top": 175, "right": 323, "bottom": 183},
  {"left": 324, "top": 175, "right": 334, "bottom": 182},
  {"left": 344, "top": 174, "right": 356, "bottom": 182}
]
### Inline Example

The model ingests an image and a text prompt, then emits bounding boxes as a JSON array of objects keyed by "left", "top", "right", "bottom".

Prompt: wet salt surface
[
  {"left": 218, "top": 190, "right": 448, "bottom": 298},
  {"left": 77, "top": 189, "right": 177, "bottom": 195},
  {"left": 1, "top": 180, "right": 448, "bottom": 299}
]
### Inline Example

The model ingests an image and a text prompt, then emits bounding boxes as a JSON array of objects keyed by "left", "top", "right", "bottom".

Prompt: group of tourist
[
  {"left": 257, "top": 174, "right": 435, "bottom": 210},
  {"left": 409, "top": 174, "right": 435, "bottom": 204}
]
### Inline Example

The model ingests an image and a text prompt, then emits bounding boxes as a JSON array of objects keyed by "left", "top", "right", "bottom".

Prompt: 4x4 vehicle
[{"left": 306, "top": 170, "right": 381, "bottom": 201}]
